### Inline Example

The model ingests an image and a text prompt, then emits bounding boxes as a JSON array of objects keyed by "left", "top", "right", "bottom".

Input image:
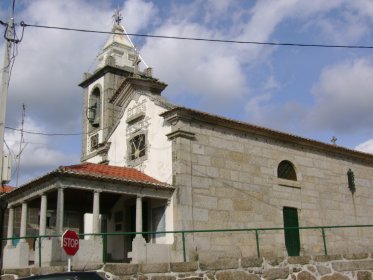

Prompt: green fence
[{"left": 2, "top": 224, "right": 373, "bottom": 267}]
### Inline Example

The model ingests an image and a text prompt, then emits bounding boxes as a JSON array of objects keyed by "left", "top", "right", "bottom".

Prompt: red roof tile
[
  {"left": 60, "top": 162, "right": 166, "bottom": 186},
  {"left": 0, "top": 185, "right": 14, "bottom": 193}
]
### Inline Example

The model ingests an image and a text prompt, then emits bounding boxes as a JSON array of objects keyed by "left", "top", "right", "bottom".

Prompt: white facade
[{"left": 79, "top": 19, "right": 175, "bottom": 262}]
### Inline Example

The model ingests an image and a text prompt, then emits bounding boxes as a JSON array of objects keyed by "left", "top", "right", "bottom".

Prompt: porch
[{"left": 1, "top": 163, "right": 174, "bottom": 269}]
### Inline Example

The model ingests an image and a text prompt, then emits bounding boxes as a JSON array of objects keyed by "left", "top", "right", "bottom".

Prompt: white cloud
[
  {"left": 355, "top": 139, "right": 373, "bottom": 154},
  {"left": 349, "top": 1, "right": 373, "bottom": 20},
  {"left": 245, "top": 93, "right": 272, "bottom": 124},
  {"left": 308, "top": 59, "right": 373, "bottom": 133},
  {"left": 3, "top": 0, "right": 115, "bottom": 129},
  {"left": 122, "top": 0, "right": 157, "bottom": 33},
  {"left": 141, "top": 21, "right": 248, "bottom": 107},
  {"left": 312, "top": 9, "right": 368, "bottom": 44},
  {"left": 203, "top": 0, "right": 236, "bottom": 22}
]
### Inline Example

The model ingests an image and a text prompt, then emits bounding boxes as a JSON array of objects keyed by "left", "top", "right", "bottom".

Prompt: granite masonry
[{"left": 2, "top": 254, "right": 373, "bottom": 280}]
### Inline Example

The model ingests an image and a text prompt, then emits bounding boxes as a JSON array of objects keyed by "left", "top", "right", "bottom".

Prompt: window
[
  {"left": 277, "top": 160, "right": 297, "bottom": 181},
  {"left": 129, "top": 133, "right": 146, "bottom": 160}
]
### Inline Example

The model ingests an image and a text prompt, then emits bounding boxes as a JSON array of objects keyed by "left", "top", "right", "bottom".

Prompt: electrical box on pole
[{"left": 2, "top": 154, "right": 12, "bottom": 184}]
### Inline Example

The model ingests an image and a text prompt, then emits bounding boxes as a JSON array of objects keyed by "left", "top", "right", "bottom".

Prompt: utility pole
[{"left": 0, "top": 18, "right": 14, "bottom": 185}]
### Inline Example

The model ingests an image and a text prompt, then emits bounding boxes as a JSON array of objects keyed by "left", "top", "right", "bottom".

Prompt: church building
[{"left": 1, "top": 15, "right": 373, "bottom": 269}]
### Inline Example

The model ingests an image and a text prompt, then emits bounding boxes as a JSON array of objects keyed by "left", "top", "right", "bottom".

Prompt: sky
[{"left": 1, "top": 0, "right": 373, "bottom": 186}]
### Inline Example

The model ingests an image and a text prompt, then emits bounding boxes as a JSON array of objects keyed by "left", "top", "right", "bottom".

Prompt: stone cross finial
[{"left": 113, "top": 9, "right": 123, "bottom": 25}]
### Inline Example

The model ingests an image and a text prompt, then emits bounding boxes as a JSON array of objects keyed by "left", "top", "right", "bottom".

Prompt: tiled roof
[
  {"left": 0, "top": 163, "right": 173, "bottom": 200},
  {"left": 59, "top": 162, "right": 167, "bottom": 186},
  {"left": 0, "top": 185, "right": 13, "bottom": 193}
]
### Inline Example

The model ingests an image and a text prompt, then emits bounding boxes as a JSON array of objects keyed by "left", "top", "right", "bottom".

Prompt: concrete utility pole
[{"left": 0, "top": 18, "right": 14, "bottom": 185}]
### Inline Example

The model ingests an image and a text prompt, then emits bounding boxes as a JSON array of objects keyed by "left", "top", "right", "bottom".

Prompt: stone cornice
[
  {"left": 161, "top": 107, "right": 373, "bottom": 164},
  {"left": 110, "top": 76, "right": 167, "bottom": 105},
  {"left": 78, "top": 65, "right": 133, "bottom": 88},
  {"left": 166, "top": 130, "right": 196, "bottom": 140}
]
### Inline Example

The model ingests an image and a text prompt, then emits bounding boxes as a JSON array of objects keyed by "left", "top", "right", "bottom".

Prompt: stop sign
[{"left": 62, "top": 230, "right": 79, "bottom": 256}]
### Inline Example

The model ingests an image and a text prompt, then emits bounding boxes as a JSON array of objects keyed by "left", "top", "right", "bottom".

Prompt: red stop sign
[{"left": 62, "top": 230, "right": 79, "bottom": 256}]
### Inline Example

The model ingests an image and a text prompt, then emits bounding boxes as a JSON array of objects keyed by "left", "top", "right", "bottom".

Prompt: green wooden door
[{"left": 283, "top": 207, "right": 300, "bottom": 256}]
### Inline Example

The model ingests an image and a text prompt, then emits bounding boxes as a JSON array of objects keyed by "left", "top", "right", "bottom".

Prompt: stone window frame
[
  {"left": 127, "top": 130, "right": 148, "bottom": 166},
  {"left": 88, "top": 86, "right": 102, "bottom": 130},
  {"left": 275, "top": 159, "right": 301, "bottom": 189},
  {"left": 90, "top": 133, "right": 99, "bottom": 152},
  {"left": 278, "top": 160, "right": 297, "bottom": 181}
]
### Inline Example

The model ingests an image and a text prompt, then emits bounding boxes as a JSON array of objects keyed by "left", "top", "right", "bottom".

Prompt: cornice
[
  {"left": 78, "top": 65, "right": 133, "bottom": 88},
  {"left": 161, "top": 107, "right": 373, "bottom": 164}
]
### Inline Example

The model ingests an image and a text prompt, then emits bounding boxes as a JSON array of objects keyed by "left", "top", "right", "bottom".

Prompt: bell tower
[{"left": 79, "top": 11, "right": 138, "bottom": 163}]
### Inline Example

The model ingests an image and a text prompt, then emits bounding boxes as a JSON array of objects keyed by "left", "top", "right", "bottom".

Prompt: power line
[
  {"left": 18, "top": 21, "right": 373, "bottom": 49},
  {"left": 5, "top": 126, "right": 83, "bottom": 136}
]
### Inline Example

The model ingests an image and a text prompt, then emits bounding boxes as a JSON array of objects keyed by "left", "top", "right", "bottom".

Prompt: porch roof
[
  {"left": 1, "top": 163, "right": 173, "bottom": 203},
  {"left": 60, "top": 163, "right": 169, "bottom": 187}
]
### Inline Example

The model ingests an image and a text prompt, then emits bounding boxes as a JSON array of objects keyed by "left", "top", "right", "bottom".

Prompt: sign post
[{"left": 61, "top": 230, "right": 79, "bottom": 272}]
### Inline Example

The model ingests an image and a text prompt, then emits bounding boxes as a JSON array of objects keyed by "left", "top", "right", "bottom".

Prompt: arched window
[
  {"left": 277, "top": 160, "right": 297, "bottom": 181},
  {"left": 88, "top": 88, "right": 101, "bottom": 127}
]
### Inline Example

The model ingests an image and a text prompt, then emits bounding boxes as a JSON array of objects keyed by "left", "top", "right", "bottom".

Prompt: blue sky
[{"left": 1, "top": 0, "right": 373, "bottom": 185}]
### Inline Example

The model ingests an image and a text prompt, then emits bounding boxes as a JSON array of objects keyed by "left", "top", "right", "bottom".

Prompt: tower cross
[{"left": 113, "top": 9, "right": 123, "bottom": 25}]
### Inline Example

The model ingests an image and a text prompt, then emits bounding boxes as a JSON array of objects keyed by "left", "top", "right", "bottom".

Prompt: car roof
[{"left": 19, "top": 271, "right": 105, "bottom": 280}]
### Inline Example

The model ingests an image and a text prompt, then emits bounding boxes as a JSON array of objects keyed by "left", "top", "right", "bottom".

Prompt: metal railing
[{"left": 2, "top": 224, "right": 373, "bottom": 267}]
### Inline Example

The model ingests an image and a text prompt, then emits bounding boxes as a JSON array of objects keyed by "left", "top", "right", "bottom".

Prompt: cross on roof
[
  {"left": 331, "top": 136, "right": 337, "bottom": 145},
  {"left": 113, "top": 9, "right": 123, "bottom": 25}
]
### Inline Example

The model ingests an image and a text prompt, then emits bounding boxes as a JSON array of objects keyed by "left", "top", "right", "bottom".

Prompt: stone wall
[
  {"left": 2, "top": 254, "right": 373, "bottom": 280},
  {"left": 171, "top": 117, "right": 373, "bottom": 260}
]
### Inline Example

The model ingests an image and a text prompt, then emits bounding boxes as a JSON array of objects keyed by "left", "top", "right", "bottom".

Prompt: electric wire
[
  {"left": 5, "top": 126, "right": 83, "bottom": 136},
  {"left": 19, "top": 21, "right": 373, "bottom": 49},
  {"left": 121, "top": 24, "right": 149, "bottom": 68}
]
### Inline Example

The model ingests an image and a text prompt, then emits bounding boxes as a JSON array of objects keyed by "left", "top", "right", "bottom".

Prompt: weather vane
[{"left": 113, "top": 9, "right": 123, "bottom": 25}]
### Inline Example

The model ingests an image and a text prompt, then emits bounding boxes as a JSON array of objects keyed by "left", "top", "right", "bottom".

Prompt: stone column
[
  {"left": 39, "top": 194, "right": 47, "bottom": 236},
  {"left": 136, "top": 195, "right": 143, "bottom": 234},
  {"left": 92, "top": 191, "right": 100, "bottom": 235},
  {"left": 55, "top": 187, "right": 64, "bottom": 235},
  {"left": 129, "top": 195, "right": 146, "bottom": 263},
  {"left": 20, "top": 202, "right": 28, "bottom": 243},
  {"left": 6, "top": 206, "right": 14, "bottom": 246}
]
